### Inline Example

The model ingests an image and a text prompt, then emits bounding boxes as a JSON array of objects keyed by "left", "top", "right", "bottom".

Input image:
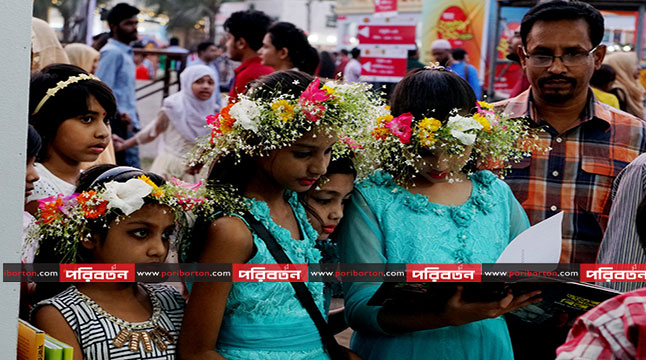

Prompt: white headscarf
[{"left": 162, "top": 65, "right": 218, "bottom": 142}]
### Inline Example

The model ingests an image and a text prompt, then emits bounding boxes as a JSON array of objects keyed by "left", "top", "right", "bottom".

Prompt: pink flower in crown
[
  {"left": 298, "top": 78, "right": 331, "bottom": 122},
  {"left": 385, "top": 113, "right": 413, "bottom": 144},
  {"left": 476, "top": 101, "right": 499, "bottom": 126},
  {"left": 171, "top": 177, "right": 203, "bottom": 190},
  {"left": 339, "top": 135, "right": 363, "bottom": 150}
]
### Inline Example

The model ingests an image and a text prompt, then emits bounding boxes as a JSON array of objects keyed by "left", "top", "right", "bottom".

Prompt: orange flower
[
  {"left": 218, "top": 103, "right": 236, "bottom": 133},
  {"left": 372, "top": 114, "right": 394, "bottom": 140},
  {"left": 76, "top": 191, "right": 108, "bottom": 219},
  {"left": 38, "top": 198, "right": 63, "bottom": 224}
]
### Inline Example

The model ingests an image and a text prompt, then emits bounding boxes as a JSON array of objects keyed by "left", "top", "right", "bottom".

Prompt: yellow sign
[{"left": 421, "top": 0, "right": 488, "bottom": 75}]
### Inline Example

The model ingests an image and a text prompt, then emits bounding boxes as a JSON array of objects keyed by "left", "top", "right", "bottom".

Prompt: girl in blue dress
[
  {"left": 338, "top": 68, "right": 545, "bottom": 360},
  {"left": 179, "top": 71, "right": 380, "bottom": 359}
]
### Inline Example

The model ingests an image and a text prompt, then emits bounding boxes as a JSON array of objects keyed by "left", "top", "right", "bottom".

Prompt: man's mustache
[{"left": 538, "top": 75, "right": 576, "bottom": 87}]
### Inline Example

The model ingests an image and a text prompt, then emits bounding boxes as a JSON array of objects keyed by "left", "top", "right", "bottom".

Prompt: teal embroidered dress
[
  {"left": 339, "top": 170, "right": 530, "bottom": 360},
  {"left": 217, "top": 191, "right": 329, "bottom": 360}
]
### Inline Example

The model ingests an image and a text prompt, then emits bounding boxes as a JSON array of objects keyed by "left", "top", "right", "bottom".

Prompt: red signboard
[
  {"left": 374, "top": 0, "right": 397, "bottom": 14},
  {"left": 406, "top": 264, "right": 482, "bottom": 283},
  {"left": 357, "top": 25, "right": 416, "bottom": 45},
  {"left": 360, "top": 56, "right": 407, "bottom": 78},
  {"left": 233, "top": 264, "right": 307, "bottom": 282},
  {"left": 60, "top": 264, "right": 135, "bottom": 282}
]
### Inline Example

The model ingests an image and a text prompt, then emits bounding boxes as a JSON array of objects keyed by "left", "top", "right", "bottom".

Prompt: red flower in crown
[
  {"left": 298, "top": 78, "right": 331, "bottom": 122},
  {"left": 385, "top": 113, "right": 413, "bottom": 144}
]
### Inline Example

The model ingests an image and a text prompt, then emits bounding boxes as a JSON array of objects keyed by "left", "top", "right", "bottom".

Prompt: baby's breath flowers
[
  {"left": 366, "top": 101, "right": 549, "bottom": 185},
  {"left": 189, "top": 78, "right": 384, "bottom": 168},
  {"left": 28, "top": 176, "right": 246, "bottom": 263}
]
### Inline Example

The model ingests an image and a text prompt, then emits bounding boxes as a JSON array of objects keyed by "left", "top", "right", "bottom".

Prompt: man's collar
[
  {"left": 107, "top": 38, "right": 132, "bottom": 52},
  {"left": 235, "top": 56, "right": 262, "bottom": 73},
  {"left": 500, "top": 87, "right": 611, "bottom": 128}
]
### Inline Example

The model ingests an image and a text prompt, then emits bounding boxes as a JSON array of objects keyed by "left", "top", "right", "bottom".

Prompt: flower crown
[
  {"left": 368, "top": 101, "right": 548, "bottom": 184},
  {"left": 32, "top": 73, "right": 101, "bottom": 116},
  {"left": 29, "top": 175, "right": 246, "bottom": 263},
  {"left": 189, "top": 78, "right": 384, "bottom": 167}
]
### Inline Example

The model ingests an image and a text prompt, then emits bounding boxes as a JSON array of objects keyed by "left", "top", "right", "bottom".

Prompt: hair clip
[{"left": 423, "top": 63, "right": 449, "bottom": 71}]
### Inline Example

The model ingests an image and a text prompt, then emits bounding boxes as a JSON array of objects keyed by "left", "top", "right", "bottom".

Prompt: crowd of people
[{"left": 18, "top": 0, "right": 646, "bottom": 359}]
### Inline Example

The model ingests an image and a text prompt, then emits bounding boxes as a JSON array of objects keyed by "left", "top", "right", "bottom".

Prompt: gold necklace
[{"left": 74, "top": 284, "right": 175, "bottom": 353}]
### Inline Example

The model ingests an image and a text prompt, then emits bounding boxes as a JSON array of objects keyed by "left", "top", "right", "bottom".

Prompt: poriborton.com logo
[{"left": 60, "top": 264, "right": 134, "bottom": 282}]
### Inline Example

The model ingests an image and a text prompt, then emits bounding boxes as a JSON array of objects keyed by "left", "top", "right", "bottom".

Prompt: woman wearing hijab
[
  {"left": 604, "top": 52, "right": 646, "bottom": 119},
  {"left": 31, "top": 18, "right": 70, "bottom": 72},
  {"left": 64, "top": 43, "right": 101, "bottom": 74},
  {"left": 112, "top": 65, "right": 219, "bottom": 181}
]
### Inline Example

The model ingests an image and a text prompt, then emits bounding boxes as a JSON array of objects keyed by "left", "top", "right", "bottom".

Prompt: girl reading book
[
  {"left": 338, "top": 67, "right": 546, "bottom": 360},
  {"left": 179, "top": 70, "right": 379, "bottom": 359}
]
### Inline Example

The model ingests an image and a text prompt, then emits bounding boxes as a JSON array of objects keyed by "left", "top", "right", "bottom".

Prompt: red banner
[
  {"left": 581, "top": 264, "right": 646, "bottom": 283},
  {"left": 406, "top": 264, "right": 482, "bottom": 282},
  {"left": 374, "top": 0, "right": 397, "bottom": 14},
  {"left": 233, "top": 264, "right": 307, "bottom": 282},
  {"left": 60, "top": 264, "right": 134, "bottom": 282},
  {"left": 357, "top": 25, "right": 416, "bottom": 45},
  {"left": 360, "top": 56, "right": 407, "bottom": 78}
]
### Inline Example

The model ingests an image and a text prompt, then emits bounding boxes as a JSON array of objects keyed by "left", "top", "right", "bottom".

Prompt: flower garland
[
  {"left": 30, "top": 176, "right": 247, "bottom": 263},
  {"left": 368, "top": 101, "right": 549, "bottom": 184},
  {"left": 189, "top": 78, "right": 384, "bottom": 167}
]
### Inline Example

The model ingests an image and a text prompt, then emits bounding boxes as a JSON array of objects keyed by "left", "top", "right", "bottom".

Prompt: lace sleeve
[
  {"left": 337, "top": 189, "right": 390, "bottom": 335},
  {"left": 507, "top": 186, "right": 530, "bottom": 243}
]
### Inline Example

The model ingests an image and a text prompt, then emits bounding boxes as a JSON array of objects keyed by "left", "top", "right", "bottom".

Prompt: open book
[{"left": 367, "top": 212, "right": 621, "bottom": 325}]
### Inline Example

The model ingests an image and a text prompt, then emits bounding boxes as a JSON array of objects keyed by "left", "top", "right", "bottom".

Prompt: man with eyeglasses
[{"left": 495, "top": 1, "right": 646, "bottom": 357}]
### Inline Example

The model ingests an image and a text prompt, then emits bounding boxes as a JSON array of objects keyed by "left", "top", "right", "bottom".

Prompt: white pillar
[{"left": 0, "top": 0, "right": 33, "bottom": 357}]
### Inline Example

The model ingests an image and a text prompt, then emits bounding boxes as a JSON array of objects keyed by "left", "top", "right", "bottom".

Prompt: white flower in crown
[
  {"left": 229, "top": 98, "right": 261, "bottom": 133},
  {"left": 100, "top": 178, "right": 153, "bottom": 215},
  {"left": 445, "top": 114, "right": 484, "bottom": 146}
]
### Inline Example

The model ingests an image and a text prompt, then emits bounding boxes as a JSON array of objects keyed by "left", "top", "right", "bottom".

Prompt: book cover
[
  {"left": 43, "top": 338, "right": 62, "bottom": 360},
  {"left": 44, "top": 335, "right": 73, "bottom": 360},
  {"left": 17, "top": 319, "right": 45, "bottom": 360},
  {"left": 367, "top": 280, "right": 621, "bottom": 326}
]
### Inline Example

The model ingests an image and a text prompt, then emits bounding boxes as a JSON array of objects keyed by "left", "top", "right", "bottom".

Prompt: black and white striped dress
[{"left": 32, "top": 284, "right": 185, "bottom": 359}]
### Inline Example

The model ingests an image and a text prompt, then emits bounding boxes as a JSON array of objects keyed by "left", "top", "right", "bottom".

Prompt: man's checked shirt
[
  {"left": 556, "top": 289, "right": 646, "bottom": 360},
  {"left": 495, "top": 88, "right": 646, "bottom": 263}
]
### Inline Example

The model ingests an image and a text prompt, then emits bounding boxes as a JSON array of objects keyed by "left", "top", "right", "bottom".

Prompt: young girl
[
  {"left": 301, "top": 155, "right": 357, "bottom": 334},
  {"left": 20, "top": 125, "right": 42, "bottom": 320},
  {"left": 30, "top": 165, "right": 220, "bottom": 359},
  {"left": 26, "top": 64, "right": 116, "bottom": 215},
  {"left": 302, "top": 156, "right": 356, "bottom": 244},
  {"left": 23, "top": 125, "right": 42, "bottom": 260},
  {"left": 179, "top": 71, "right": 380, "bottom": 359},
  {"left": 112, "top": 65, "right": 219, "bottom": 182},
  {"left": 338, "top": 68, "right": 545, "bottom": 360}
]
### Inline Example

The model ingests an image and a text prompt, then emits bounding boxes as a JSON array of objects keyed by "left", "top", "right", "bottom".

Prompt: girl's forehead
[
  {"left": 194, "top": 74, "right": 213, "bottom": 82},
  {"left": 123, "top": 203, "right": 175, "bottom": 222}
]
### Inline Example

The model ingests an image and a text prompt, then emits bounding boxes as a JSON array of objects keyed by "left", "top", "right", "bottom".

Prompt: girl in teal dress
[
  {"left": 179, "top": 71, "right": 380, "bottom": 359},
  {"left": 338, "top": 68, "right": 544, "bottom": 360}
]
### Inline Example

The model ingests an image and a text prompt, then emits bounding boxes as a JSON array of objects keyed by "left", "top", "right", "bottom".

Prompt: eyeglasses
[{"left": 522, "top": 46, "right": 599, "bottom": 67}]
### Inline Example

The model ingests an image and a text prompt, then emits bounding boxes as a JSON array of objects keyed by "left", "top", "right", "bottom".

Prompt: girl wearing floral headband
[
  {"left": 179, "top": 71, "right": 378, "bottom": 359},
  {"left": 30, "top": 165, "right": 228, "bottom": 359},
  {"left": 338, "top": 68, "right": 544, "bottom": 360}
]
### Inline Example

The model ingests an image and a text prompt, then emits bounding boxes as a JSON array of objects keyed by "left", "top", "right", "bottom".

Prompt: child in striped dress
[{"left": 29, "top": 165, "right": 216, "bottom": 359}]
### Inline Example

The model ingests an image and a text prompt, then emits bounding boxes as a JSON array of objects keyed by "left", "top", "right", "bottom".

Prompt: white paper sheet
[{"left": 495, "top": 212, "right": 564, "bottom": 263}]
